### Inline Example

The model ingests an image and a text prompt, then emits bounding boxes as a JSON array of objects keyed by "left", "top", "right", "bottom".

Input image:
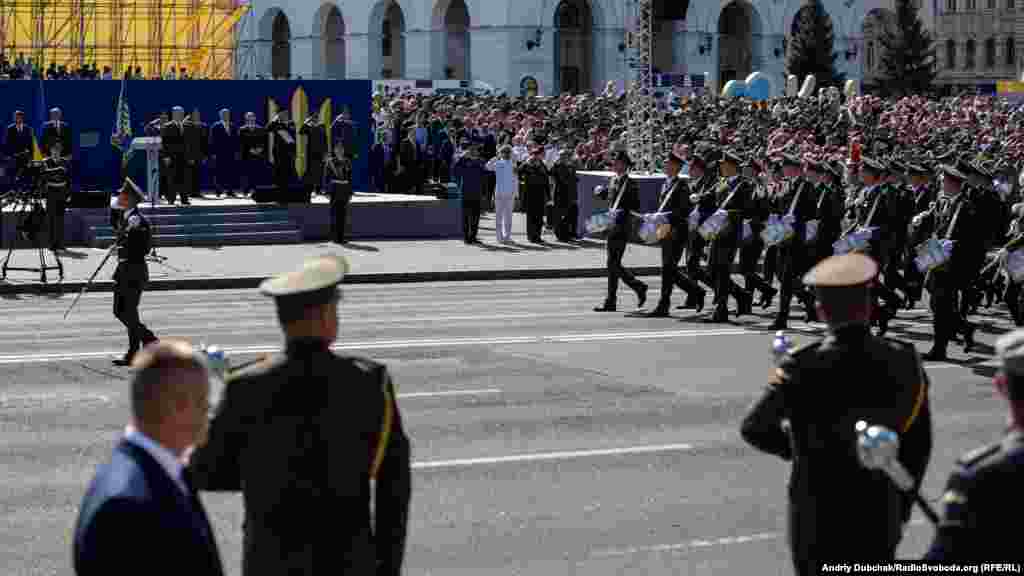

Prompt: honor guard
[
  {"left": 741, "top": 253, "right": 932, "bottom": 575},
  {"left": 924, "top": 328, "right": 1024, "bottom": 561},
  {"left": 594, "top": 149, "right": 648, "bottom": 312},
  {"left": 239, "top": 112, "right": 266, "bottom": 197},
  {"left": 644, "top": 144, "right": 705, "bottom": 317},
  {"left": 112, "top": 179, "right": 158, "bottom": 366},
  {"left": 904, "top": 162, "right": 935, "bottom": 309},
  {"left": 188, "top": 254, "right": 412, "bottom": 576}
]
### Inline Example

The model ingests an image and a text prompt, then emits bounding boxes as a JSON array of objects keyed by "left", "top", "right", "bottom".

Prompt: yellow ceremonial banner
[
  {"left": 292, "top": 86, "right": 308, "bottom": 178},
  {"left": 320, "top": 99, "right": 333, "bottom": 155},
  {"left": 998, "top": 81, "right": 1024, "bottom": 93},
  {"left": 267, "top": 98, "right": 279, "bottom": 164}
]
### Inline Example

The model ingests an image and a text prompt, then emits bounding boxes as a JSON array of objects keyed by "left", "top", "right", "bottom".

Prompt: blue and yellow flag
[
  {"left": 31, "top": 77, "right": 45, "bottom": 160},
  {"left": 111, "top": 72, "right": 133, "bottom": 167}
]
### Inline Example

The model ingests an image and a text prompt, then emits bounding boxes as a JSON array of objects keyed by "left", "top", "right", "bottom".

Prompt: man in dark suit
[
  {"left": 41, "top": 107, "right": 72, "bottom": 159},
  {"left": 189, "top": 254, "right": 412, "bottom": 576},
  {"left": 73, "top": 340, "right": 224, "bottom": 576},
  {"left": 209, "top": 108, "right": 238, "bottom": 197},
  {"left": 185, "top": 110, "right": 209, "bottom": 199},
  {"left": 239, "top": 111, "right": 266, "bottom": 197},
  {"left": 160, "top": 107, "right": 188, "bottom": 204},
  {"left": 5, "top": 110, "right": 33, "bottom": 186}
]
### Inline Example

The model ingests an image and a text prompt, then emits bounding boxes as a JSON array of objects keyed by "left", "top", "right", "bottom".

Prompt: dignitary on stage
[
  {"left": 300, "top": 111, "right": 328, "bottom": 202},
  {"left": 210, "top": 108, "right": 238, "bottom": 197},
  {"left": 239, "top": 111, "right": 266, "bottom": 197},
  {"left": 160, "top": 107, "right": 189, "bottom": 205},
  {"left": 41, "top": 107, "right": 71, "bottom": 159},
  {"left": 268, "top": 110, "right": 296, "bottom": 203}
]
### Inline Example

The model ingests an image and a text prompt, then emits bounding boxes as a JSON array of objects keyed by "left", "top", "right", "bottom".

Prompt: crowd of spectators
[{"left": 0, "top": 53, "right": 204, "bottom": 80}]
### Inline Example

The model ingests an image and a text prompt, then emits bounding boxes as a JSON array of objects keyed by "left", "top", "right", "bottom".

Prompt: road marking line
[
  {"left": 398, "top": 388, "right": 501, "bottom": 399},
  {"left": 412, "top": 443, "right": 695, "bottom": 470},
  {"left": 0, "top": 328, "right": 752, "bottom": 365},
  {"left": 591, "top": 532, "right": 779, "bottom": 558}
]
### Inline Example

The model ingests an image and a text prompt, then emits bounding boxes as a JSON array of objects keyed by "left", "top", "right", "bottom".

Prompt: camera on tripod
[{"left": 0, "top": 159, "right": 66, "bottom": 283}]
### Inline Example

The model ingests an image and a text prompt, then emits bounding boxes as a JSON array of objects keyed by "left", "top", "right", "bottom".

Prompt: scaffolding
[
  {"left": 624, "top": 0, "right": 662, "bottom": 174},
  {"left": 0, "top": 0, "right": 249, "bottom": 78}
]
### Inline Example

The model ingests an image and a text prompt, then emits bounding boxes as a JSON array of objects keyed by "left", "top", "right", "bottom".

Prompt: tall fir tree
[
  {"left": 867, "top": 0, "right": 937, "bottom": 96},
  {"left": 786, "top": 0, "right": 845, "bottom": 89}
]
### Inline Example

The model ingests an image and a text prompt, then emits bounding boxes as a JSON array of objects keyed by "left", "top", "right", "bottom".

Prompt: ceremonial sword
[{"left": 63, "top": 243, "right": 118, "bottom": 320}]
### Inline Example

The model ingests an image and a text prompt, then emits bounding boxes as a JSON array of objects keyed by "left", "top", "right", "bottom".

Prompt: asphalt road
[{"left": 0, "top": 278, "right": 1013, "bottom": 575}]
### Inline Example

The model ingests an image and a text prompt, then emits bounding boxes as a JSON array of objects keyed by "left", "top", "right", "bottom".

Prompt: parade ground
[{"left": 0, "top": 217, "right": 1011, "bottom": 574}]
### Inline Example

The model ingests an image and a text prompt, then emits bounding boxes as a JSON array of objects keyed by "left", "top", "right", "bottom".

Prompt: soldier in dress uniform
[
  {"left": 708, "top": 149, "right": 754, "bottom": 322},
  {"left": 239, "top": 112, "right": 266, "bottom": 197},
  {"left": 44, "top": 140, "right": 70, "bottom": 251},
  {"left": 850, "top": 156, "right": 902, "bottom": 335},
  {"left": 772, "top": 154, "right": 819, "bottom": 329},
  {"left": 680, "top": 151, "right": 715, "bottom": 309},
  {"left": 644, "top": 144, "right": 705, "bottom": 317},
  {"left": 924, "top": 328, "right": 1024, "bottom": 561},
  {"left": 741, "top": 253, "right": 932, "bottom": 576},
  {"left": 267, "top": 110, "right": 296, "bottom": 203},
  {"left": 924, "top": 162, "right": 979, "bottom": 361},
  {"left": 740, "top": 158, "right": 777, "bottom": 309},
  {"left": 160, "top": 107, "right": 188, "bottom": 205},
  {"left": 111, "top": 178, "right": 158, "bottom": 366},
  {"left": 594, "top": 149, "right": 648, "bottom": 312},
  {"left": 188, "top": 254, "right": 412, "bottom": 576},
  {"left": 904, "top": 162, "right": 935, "bottom": 309},
  {"left": 518, "top": 144, "right": 550, "bottom": 244},
  {"left": 299, "top": 111, "right": 327, "bottom": 202}
]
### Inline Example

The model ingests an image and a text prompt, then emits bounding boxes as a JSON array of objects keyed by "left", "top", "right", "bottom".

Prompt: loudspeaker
[{"left": 70, "top": 189, "right": 113, "bottom": 208}]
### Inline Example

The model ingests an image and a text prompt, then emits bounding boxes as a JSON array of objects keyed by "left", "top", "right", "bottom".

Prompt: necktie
[{"left": 225, "top": 122, "right": 230, "bottom": 135}]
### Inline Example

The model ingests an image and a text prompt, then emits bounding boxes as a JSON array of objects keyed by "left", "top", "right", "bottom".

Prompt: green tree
[
  {"left": 866, "top": 0, "right": 937, "bottom": 96},
  {"left": 786, "top": 0, "right": 845, "bottom": 89}
]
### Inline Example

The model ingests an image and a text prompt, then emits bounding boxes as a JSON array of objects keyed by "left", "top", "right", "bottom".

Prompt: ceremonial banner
[{"left": 292, "top": 86, "right": 308, "bottom": 178}]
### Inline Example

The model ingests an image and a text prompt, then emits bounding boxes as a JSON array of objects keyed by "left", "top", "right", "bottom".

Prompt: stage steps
[{"left": 84, "top": 204, "right": 304, "bottom": 247}]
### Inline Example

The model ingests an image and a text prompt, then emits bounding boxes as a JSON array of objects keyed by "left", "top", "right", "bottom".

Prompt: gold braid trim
[{"left": 370, "top": 380, "right": 394, "bottom": 479}]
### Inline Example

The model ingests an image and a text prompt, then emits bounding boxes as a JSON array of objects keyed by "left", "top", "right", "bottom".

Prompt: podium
[{"left": 130, "top": 137, "right": 162, "bottom": 204}]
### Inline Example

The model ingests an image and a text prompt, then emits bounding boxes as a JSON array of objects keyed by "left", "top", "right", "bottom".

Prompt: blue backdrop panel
[{"left": 1, "top": 80, "right": 372, "bottom": 193}]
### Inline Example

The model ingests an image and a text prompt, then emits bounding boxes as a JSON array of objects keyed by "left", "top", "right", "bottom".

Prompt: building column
[
  {"left": 710, "top": 32, "right": 720, "bottom": 96},
  {"left": 672, "top": 20, "right": 687, "bottom": 74},
  {"left": 290, "top": 36, "right": 316, "bottom": 79},
  {"left": 403, "top": 29, "right": 440, "bottom": 80},
  {"left": 347, "top": 33, "right": 371, "bottom": 79}
]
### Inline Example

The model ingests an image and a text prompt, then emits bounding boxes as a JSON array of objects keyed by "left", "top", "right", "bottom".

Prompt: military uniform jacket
[
  {"left": 740, "top": 325, "right": 932, "bottom": 558},
  {"left": 519, "top": 160, "right": 550, "bottom": 210},
  {"left": 189, "top": 339, "right": 412, "bottom": 576},
  {"left": 814, "top": 183, "right": 844, "bottom": 249},
  {"left": 925, "top": 430, "right": 1024, "bottom": 562},
  {"left": 268, "top": 119, "right": 296, "bottom": 160},
  {"left": 239, "top": 124, "right": 266, "bottom": 161},
  {"left": 658, "top": 175, "right": 691, "bottom": 230},
  {"left": 160, "top": 121, "right": 186, "bottom": 160},
  {"left": 776, "top": 177, "right": 819, "bottom": 244},
  {"left": 113, "top": 207, "right": 151, "bottom": 284},
  {"left": 604, "top": 173, "right": 639, "bottom": 242},
  {"left": 299, "top": 121, "right": 328, "bottom": 159}
]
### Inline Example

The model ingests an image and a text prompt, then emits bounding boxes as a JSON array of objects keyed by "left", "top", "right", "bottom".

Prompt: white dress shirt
[
  {"left": 485, "top": 157, "right": 518, "bottom": 197},
  {"left": 124, "top": 425, "right": 189, "bottom": 496}
]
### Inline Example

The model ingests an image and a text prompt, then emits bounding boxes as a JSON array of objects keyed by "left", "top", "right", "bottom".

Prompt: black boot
[
  {"left": 922, "top": 344, "right": 948, "bottom": 362},
  {"left": 644, "top": 300, "right": 671, "bottom": 317}
]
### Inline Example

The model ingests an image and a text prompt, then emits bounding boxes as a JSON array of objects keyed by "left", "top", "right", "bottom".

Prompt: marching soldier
[
  {"left": 644, "top": 144, "right": 705, "bottom": 317},
  {"left": 44, "top": 141, "right": 70, "bottom": 252},
  {"left": 239, "top": 112, "right": 266, "bottom": 197},
  {"left": 924, "top": 162, "right": 979, "bottom": 361},
  {"left": 111, "top": 178, "right": 158, "bottom": 366},
  {"left": 850, "top": 157, "right": 902, "bottom": 334},
  {"left": 904, "top": 162, "right": 935, "bottom": 309},
  {"left": 594, "top": 149, "right": 648, "bottom": 312},
  {"left": 739, "top": 159, "right": 777, "bottom": 309},
  {"left": 681, "top": 151, "right": 715, "bottom": 309},
  {"left": 708, "top": 149, "right": 754, "bottom": 322},
  {"left": 188, "top": 254, "right": 412, "bottom": 576},
  {"left": 741, "top": 253, "right": 932, "bottom": 575},
  {"left": 267, "top": 110, "right": 297, "bottom": 203},
  {"left": 924, "top": 328, "right": 1024, "bottom": 561},
  {"left": 160, "top": 107, "right": 188, "bottom": 205},
  {"left": 772, "top": 154, "right": 818, "bottom": 329}
]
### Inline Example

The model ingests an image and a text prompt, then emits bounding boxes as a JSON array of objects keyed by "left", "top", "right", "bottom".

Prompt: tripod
[{"left": 1, "top": 184, "right": 64, "bottom": 283}]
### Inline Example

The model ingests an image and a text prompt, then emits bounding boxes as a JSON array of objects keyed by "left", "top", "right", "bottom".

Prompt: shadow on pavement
[
  {"left": 507, "top": 242, "right": 549, "bottom": 252},
  {"left": 58, "top": 249, "right": 90, "bottom": 260},
  {"left": 340, "top": 243, "right": 381, "bottom": 252},
  {"left": 478, "top": 243, "right": 519, "bottom": 253}
]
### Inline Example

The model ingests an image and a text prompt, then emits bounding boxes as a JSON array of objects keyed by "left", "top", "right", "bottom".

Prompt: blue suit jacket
[{"left": 73, "top": 439, "right": 224, "bottom": 576}]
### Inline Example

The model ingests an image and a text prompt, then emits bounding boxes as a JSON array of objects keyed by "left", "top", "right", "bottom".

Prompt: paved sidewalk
[{"left": 0, "top": 213, "right": 663, "bottom": 293}]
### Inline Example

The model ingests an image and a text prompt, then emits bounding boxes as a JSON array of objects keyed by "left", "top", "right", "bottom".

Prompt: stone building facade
[
  {"left": 236, "top": 0, "right": 902, "bottom": 97},
  {"left": 932, "top": 0, "right": 1021, "bottom": 92}
]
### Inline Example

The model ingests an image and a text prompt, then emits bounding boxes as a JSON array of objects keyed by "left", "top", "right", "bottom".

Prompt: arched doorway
[
  {"left": 718, "top": 1, "right": 754, "bottom": 87},
  {"left": 442, "top": 0, "right": 470, "bottom": 80},
  {"left": 861, "top": 8, "right": 895, "bottom": 85},
  {"left": 653, "top": 0, "right": 688, "bottom": 75},
  {"left": 318, "top": 4, "right": 345, "bottom": 79},
  {"left": 377, "top": 1, "right": 405, "bottom": 78},
  {"left": 554, "top": 0, "right": 592, "bottom": 94},
  {"left": 272, "top": 12, "right": 291, "bottom": 79}
]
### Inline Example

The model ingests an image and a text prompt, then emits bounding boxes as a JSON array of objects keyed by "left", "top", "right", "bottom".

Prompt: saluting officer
[
  {"left": 112, "top": 178, "right": 159, "bottom": 366},
  {"left": 188, "top": 254, "right": 412, "bottom": 576},
  {"left": 925, "top": 328, "right": 1024, "bottom": 561},
  {"left": 741, "top": 253, "right": 932, "bottom": 575},
  {"left": 644, "top": 144, "right": 705, "bottom": 317}
]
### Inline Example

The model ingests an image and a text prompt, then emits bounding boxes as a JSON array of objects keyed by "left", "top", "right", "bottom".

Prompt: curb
[{"left": 0, "top": 267, "right": 664, "bottom": 295}]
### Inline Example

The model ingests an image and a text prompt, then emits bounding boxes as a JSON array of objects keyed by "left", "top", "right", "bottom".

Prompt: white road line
[
  {"left": 590, "top": 532, "right": 780, "bottom": 558},
  {"left": 412, "top": 443, "right": 695, "bottom": 470},
  {"left": 0, "top": 328, "right": 752, "bottom": 365},
  {"left": 398, "top": 388, "right": 501, "bottom": 399}
]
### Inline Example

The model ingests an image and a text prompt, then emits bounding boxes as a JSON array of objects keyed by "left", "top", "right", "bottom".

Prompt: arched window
[
  {"left": 382, "top": 19, "right": 391, "bottom": 57},
  {"left": 965, "top": 38, "right": 976, "bottom": 68},
  {"left": 965, "top": 0, "right": 976, "bottom": 9},
  {"left": 987, "top": 0, "right": 995, "bottom": 8},
  {"left": 986, "top": 37, "right": 996, "bottom": 67},
  {"left": 866, "top": 40, "right": 875, "bottom": 70},
  {"left": 946, "top": 38, "right": 956, "bottom": 68},
  {"left": 946, "top": 0, "right": 956, "bottom": 11},
  {"left": 1008, "top": 37, "right": 1017, "bottom": 66}
]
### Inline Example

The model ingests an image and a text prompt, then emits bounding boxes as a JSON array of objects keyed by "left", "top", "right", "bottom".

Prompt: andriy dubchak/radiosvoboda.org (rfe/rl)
[{"left": 820, "top": 562, "right": 1022, "bottom": 574}]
